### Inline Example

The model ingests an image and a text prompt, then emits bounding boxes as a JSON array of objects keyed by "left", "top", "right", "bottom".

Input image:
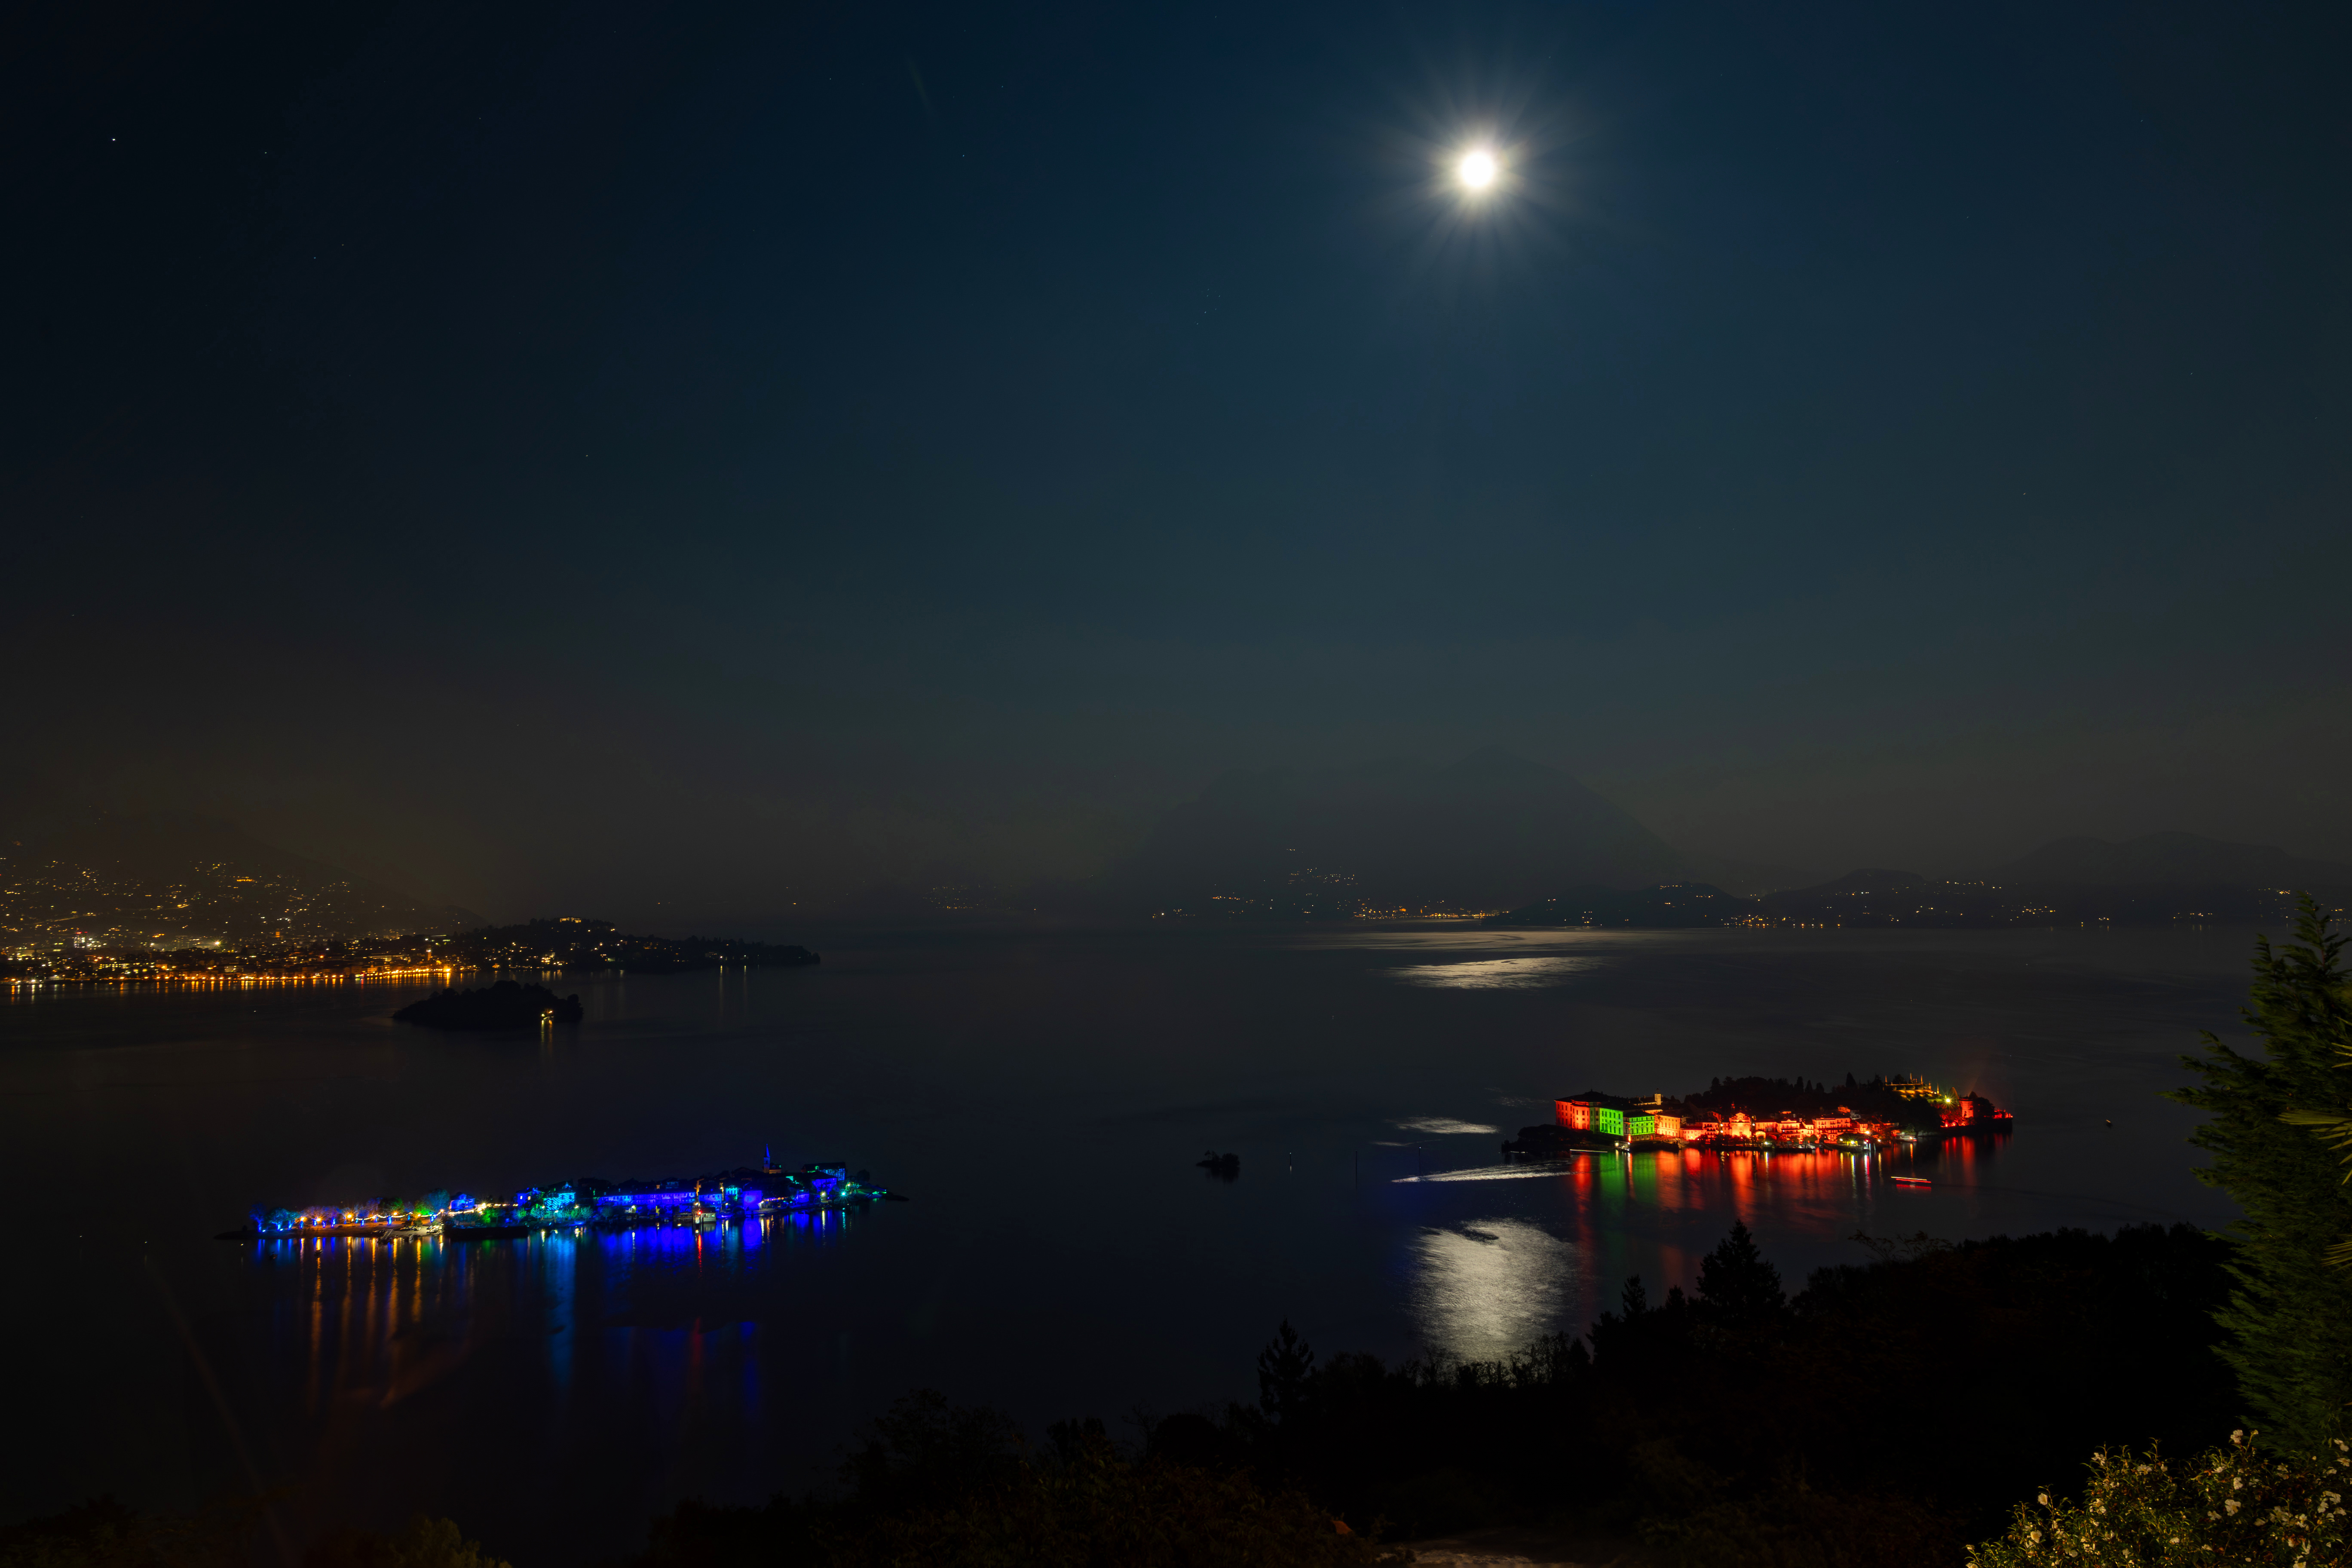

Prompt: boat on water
[
  {"left": 1498, "top": 1125, "right": 1631, "bottom": 1160},
  {"left": 1889, "top": 1174, "right": 1932, "bottom": 1188}
]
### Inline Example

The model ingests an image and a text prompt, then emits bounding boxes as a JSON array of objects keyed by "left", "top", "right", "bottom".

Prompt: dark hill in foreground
[{"left": 622, "top": 1221, "right": 2234, "bottom": 1565}]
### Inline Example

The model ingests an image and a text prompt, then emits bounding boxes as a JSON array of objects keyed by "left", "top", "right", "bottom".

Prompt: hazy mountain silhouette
[
  {"left": 1795, "top": 868, "right": 1930, "bottom": 895},
  {"left": 1995, "top": 833, "right": 2352, "bottom": 892},
  {"left": 1677, "top": 852, "right": 1825, "bottom": 897},
  {"left": 16, "top": 811, "right": 347, "bottom": 884},
  {"left": 1096, "top": 749, "right": 1687, "bottom": 915},
  {"left": 1494, "top": 838, "right": 2352, "bottom": 928}
]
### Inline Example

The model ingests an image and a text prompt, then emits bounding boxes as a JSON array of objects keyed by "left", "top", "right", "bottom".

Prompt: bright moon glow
[{"left": 1457, "top": 149, "right": 1498, "bottom": 190}]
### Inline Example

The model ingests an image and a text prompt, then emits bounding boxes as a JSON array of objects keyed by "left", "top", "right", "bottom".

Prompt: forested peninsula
[{"left": 444, "top": 918, "right": 819, "bottom": 974}]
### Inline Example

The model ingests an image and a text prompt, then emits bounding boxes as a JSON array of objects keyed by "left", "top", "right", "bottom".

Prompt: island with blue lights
[{"left": 220, "top": 1151, "right": 900, "bottom": 1240}]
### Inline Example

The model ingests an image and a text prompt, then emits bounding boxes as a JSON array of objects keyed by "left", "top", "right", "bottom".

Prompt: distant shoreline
[
  {"left": 1, "top": 959, "right": 825, "bottom": 991},
  {"left": 4, "top": 918, "right": 2283, "bottom": 992}
]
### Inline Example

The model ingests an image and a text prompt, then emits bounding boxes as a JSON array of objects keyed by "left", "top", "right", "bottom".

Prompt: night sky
[{"left": 9, "top": 0, "right": 2349, "bottom": 920}]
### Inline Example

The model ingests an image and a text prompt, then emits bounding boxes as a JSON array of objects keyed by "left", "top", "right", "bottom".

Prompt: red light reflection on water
[
  {"left": 1930, "top": 1135, "right": 1988, "bottom": 1177},
  {"left": 1516, "top": 1143, "right": 1990, "bottom": 1323}
]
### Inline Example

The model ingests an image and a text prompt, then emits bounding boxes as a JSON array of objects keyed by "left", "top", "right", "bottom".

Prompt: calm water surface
[{"left": 0, "top": 924, "right": 2254, "bottom": 1561}]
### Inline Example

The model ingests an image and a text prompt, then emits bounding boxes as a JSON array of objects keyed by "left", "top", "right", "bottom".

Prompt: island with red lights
[{"left": 1501, "top": 1072, "right": 2013, "bottom": 1160}]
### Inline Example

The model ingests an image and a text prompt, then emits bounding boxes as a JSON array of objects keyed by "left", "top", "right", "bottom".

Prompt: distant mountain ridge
[
  {"left": 1677, "top": 852, "right": 1827, "bottom": 897},
  {"left": 1495, "top": 834, "right": 2346, "bottom": 930},
  {"left": 1096, "top": 749, "right": 1687, "bottom": 916},
  {"left": 1088, "top": 760, "right": 2351, "bottom": 925}
]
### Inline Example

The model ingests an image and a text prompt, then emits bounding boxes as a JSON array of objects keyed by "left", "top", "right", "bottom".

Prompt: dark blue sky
[{"left": 9, "top": 0, "right": 2348, "bottom": 916}]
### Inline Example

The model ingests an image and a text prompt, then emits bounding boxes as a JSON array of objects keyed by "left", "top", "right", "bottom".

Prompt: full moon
[{"left": 1457, "top": 149, "right": 1498, "bottom": 190}]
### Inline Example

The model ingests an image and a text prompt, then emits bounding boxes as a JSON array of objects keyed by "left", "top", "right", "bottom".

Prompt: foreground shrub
[
  {"left": 630, "top": 1391, "right": 1403, "bottom": 1567},
  {"left": 0, "top": 1500, "right": 505, "bottom": 1568},
  {"left": 0, "top": 1498, "right": 259, "bottom": 1568},
  {"left": 843, "top": 1440, "right": 1402, "bottom": 1567},
  {"left": 303, "top": 1514, "right": 514, "bottom": 1568},
  {"left": 1967, "top": 1433, "right": 2350, "bottom": 1567},
  {"left": 1638, "top": 1476, "right": 1960, "bottom": 1568}
]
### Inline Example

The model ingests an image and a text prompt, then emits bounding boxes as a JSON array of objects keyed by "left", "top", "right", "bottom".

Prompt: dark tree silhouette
[
  {"left": 2170, "top": 897, "right": 2352, "bottom": 1453},
  {"left": 1258, "top": 1320, "right": 1317, "bottom": 1424},
  {"left": 1696, "top": 1220, "right": 1786, "bottom": 1326}
]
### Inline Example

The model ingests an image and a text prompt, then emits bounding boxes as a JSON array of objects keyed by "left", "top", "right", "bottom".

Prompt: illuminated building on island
[{"left": 1508, "top": 1076, "right": 2013, "bottom": 1161}]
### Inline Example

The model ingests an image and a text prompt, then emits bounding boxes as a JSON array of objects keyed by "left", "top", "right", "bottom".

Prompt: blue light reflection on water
[
  {"left": 219, "top": 1210, "right": 876, "bottom": 1544},
  {"left": 548, "top": 1235, "right": 576, "bottom": 1390}
]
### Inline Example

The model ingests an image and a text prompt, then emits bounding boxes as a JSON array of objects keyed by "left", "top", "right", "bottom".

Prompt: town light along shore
[{"left": 217, "top": 1149, "right": 900, "bottom": 1241}]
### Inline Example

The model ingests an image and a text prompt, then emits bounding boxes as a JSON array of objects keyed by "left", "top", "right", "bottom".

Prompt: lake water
[{"left": 0, "top": 923, "right": 2257, "bottom": 1562}]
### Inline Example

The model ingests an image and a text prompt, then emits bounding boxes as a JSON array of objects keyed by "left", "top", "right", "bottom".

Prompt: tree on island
[{"left": 2170, "top": 896, "right": 2352, "bottom": 1453}]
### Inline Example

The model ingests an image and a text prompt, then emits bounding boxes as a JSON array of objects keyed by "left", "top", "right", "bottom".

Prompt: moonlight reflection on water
[
  {"left": 1409, "top": 1218, "right": 1577, "bottom": 1360},
  {"left": 1385, "top": 956, "right": 1605, "bottom": 989}
]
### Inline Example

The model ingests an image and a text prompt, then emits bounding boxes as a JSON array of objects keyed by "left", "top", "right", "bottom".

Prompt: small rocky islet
[{"left": 391, "top": 979, "right": 583, "bottom": 1029}]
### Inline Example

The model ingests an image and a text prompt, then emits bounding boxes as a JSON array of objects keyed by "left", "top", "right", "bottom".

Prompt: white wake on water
[{"left": 1393, "top": 1163, "right": 1579, "bottom": 1183}]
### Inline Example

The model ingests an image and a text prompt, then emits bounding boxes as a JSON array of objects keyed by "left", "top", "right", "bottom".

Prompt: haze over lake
[{"left": 2, "top": 924, "right": 2251, "bottom": 1562}]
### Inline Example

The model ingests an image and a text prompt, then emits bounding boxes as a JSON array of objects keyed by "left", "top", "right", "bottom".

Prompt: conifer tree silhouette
[
  {"left": 2172, "top": 898, "right": 2352, "bottom": 1452},
  {"left": 1256, "top": 1320, "right": 1316, "bottom": 1423},
  {"left": 1696, "top": 1220, "right": 1785, "bottom": 1326}
]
